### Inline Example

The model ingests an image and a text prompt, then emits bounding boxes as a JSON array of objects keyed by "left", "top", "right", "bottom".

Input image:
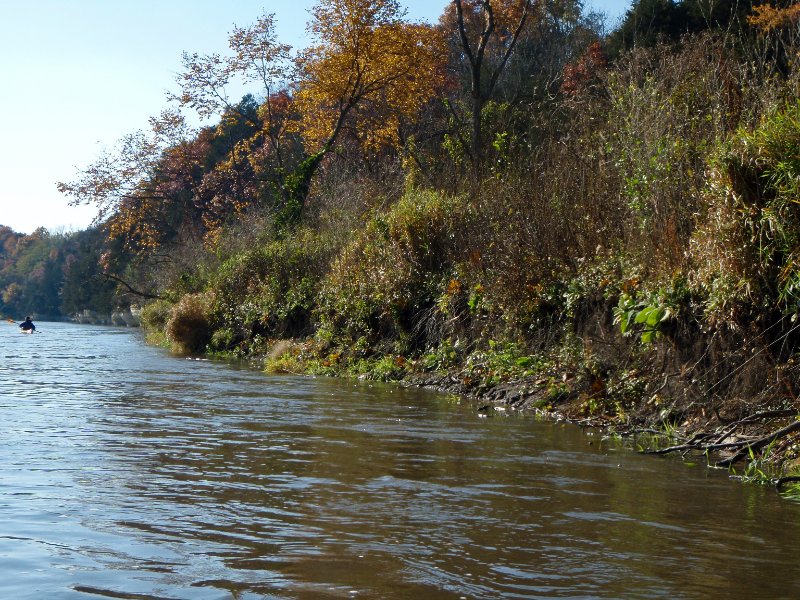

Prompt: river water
[{"left": 1, "top": 322, "right": 800, "bottom": 599}]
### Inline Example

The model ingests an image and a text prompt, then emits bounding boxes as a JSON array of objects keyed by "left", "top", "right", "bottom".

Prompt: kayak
[{"left": 20, "top": 329, "right": 35, "bottom": 334}]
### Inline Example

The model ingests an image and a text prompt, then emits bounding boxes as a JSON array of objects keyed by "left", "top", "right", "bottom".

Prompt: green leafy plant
[{"left": 613, "top": 293, "right": 673, "bottom": 343}]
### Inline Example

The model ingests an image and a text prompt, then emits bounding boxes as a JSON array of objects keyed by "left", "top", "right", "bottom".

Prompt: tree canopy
[{"left": 294, "top": 0, "right": 446, "bottom": 153}]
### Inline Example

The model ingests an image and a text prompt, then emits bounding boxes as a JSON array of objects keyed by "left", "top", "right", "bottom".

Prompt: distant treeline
[{"left": 0, "top": 225, "right": 115, "bottom": 319}]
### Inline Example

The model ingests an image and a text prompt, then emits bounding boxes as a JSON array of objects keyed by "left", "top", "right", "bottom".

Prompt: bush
[
  {"left": 691, "top": 100, "right": 800, "bottom": 320},
  {"left": 140, "top": 299, "right": 173, "bottom": 332},
  {"left": 212, "top": 228, "right": 335, "bottom": 347},
  {"left": 166, "top": 291, "right": 215, "bottom": 354},
  {"left": 318, "top": 188, "right": 473, "bottom": 350}
]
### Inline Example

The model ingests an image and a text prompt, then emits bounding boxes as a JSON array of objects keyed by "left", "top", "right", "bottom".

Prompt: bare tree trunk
[{"left": 453, "top": 0, "right": 531, "bottom": 167}]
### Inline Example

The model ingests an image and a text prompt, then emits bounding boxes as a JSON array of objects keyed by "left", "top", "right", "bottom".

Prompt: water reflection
[{"left": 1, "top": 323, "right": 799, "bottom": 599}]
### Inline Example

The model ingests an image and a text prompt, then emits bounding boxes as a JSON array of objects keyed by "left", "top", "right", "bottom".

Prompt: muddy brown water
[{"left": 2, "top": 322, "right": 800, "bottom": 599}]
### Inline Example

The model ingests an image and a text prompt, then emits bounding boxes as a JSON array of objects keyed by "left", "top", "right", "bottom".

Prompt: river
[{"left": 1, "top": 322, "right": 799, "bottom": 599}]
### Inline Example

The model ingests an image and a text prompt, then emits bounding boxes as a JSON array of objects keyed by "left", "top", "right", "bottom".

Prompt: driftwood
[
  {"left": 716, "top": 419, "right": 800, "bottom": 468},
  {"left": 641, "top": 409, "right": 800, "bottom": 467}
]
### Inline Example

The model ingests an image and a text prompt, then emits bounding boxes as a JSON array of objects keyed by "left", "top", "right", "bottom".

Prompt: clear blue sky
[{"left": 0, "top": 1, "right": 629, "bottom": 234}]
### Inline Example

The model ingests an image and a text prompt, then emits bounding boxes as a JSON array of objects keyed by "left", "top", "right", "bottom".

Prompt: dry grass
[{"left": 166, "top": 291, "right": 215, "bottom": 354}]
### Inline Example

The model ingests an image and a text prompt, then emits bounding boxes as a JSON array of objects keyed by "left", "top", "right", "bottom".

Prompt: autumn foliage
[
  {"left": 748, "top": 2, "right": 800, "bottom": 32},
  {"left": 561, "top": 42, "right": 608, "bottom": 97},
  {"left": 40, "top": 0, "right": 800, "bottom": 447},
  {"left": 293, "top": 0, "right": 445, "bottom": 153}
]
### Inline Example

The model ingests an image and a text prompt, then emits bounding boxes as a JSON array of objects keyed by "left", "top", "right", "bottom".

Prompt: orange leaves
[
  {"left": 445, "top": 0, "right": 532, "bottom": 42},
  {"left": 61, "top": 3, "right": 450, "bottom": 258},
  {"left": 561, "top": 41, "right": 608, "bottom": 98},
  {"left": 294, "top": 0, "right": 446, "bottom": 152},
  {"left": 447, "top": 278, "right": 464, "bottom": 295},
  {"left": 108, "top": 196, "right": 163, "bottom": 252},
  {"left": 748, "top": 3, "right": 800, "bottom": 33}
]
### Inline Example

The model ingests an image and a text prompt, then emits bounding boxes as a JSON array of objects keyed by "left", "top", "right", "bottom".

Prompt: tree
[
  {"left": 285, "top": 0, "right": 446, "bottom": 224},
  {"left": 173, "top": 12, "right": 301, "bottom": 222},
  {"left": 0, "top": 228, "right": 69, "bottom": 317},
  {"left": 748, "top": 2, "right": 800, "bottom": 32},
  {"left": 450, "top": 0, "right": 532, "bottom": 164},
  {"left": 607, "top": 0, "right": 768, "bottom": 55},
  {"left": 180, "top": 1, "right": 445, "bottom": 229},
  {"left": 57, "top": 110, "right": 202, "bottom": 253},
  {"left": 609, "top": 0, "right": 689, "bottom": 53},
  {"left": 60, "top": 227, "right": 117, "bottom": 316},
  {"left": 174, "top": 12, "right": 292, "bottom": 121},
  {"left": 295, "top": 0, "right": 445, "bottom": 150}
]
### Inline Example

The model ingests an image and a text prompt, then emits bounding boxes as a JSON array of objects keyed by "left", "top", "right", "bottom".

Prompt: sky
[{"left": 0, "top": 0, "right": 630, "bottom": 234}]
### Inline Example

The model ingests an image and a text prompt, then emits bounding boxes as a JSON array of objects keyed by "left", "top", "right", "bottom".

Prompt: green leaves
[
  {"left": 634, "top": 305, "right": 670, "bottom": 343},
  {"left": 613, "top": 293, "right": 672, "bottom": 343},
  {"left": 613, "top": 294, "right": 638, "bottom": 336}
]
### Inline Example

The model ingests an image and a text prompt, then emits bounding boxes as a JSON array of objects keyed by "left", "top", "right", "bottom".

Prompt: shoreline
[
  {"left": 253, "top": 331, "right": 800, "bottom": 496},
  {"left": 405, "top": 369, "right": 800, "bottom": 496}
]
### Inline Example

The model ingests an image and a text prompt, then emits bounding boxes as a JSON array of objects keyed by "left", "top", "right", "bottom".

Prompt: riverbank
[
  {"left": 253, "top": 305, "right": 800, "bottom": 491},
  {"left": 118, "top": 27, "right": 800, "bottom": 495},
  {"left": 135, "top": 191, "right": 800, "bottom": 492}
]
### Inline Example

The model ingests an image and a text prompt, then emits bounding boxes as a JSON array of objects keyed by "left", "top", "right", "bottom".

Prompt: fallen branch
[
  {"left": 717, "top": 420, "right": 800, "bottom": 468},
  {"left": 642, "top": 411, "right": 797, "bottom": 456},
  {"left": 733, "top": 408, "right": 796, "bottom": 425},
  {"left": 644, "top": 442, "right": 702, "bottom": 456},
  {"left": 710, "top": 409, "right": 796, "bottom": 445}
]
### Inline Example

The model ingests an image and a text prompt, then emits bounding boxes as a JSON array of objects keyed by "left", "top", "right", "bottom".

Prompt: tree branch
[
  {"left": 486, "top": 0, "right": 531, "bottom": 99},
  {"left": 103, "top": 273, "right": 164, "bottom": 300},
  {"left": 454, "top": 0, "right": 478, "bottom": 69},
  {"left": 642, "top": 409, "right": 799, "bottom": 458},
  {"left": 717, "top": 419, "right": 800, "bottom": 468}
]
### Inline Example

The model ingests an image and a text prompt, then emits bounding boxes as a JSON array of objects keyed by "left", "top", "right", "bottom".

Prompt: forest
[
  {"left": 6, "top": 0, "right": 800, "bottom": 476},
  {"left": 0, "top": 225, "right": 114, "bottom": 319}
]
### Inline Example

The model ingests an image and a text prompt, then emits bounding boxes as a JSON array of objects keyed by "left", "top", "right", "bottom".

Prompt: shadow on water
[{"left": 1, "top": 322, "right": 800, "bottom": 599}]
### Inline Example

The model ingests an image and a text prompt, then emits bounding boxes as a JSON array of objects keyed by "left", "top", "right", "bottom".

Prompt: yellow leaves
[
  {"left": 748, "top": 3, "right": 800, "bottom": 33},
  {"left": 108, "top": 196, "right": 163, "bottom": 252},
  {"left": 64, "top": 3, "right": 451, "bottom": 260},
  {"left": 294, "top": 0, "right": 447, "bottom": 152},
  {"left": 447, "top": 278, "right": 463, "bottom": 295}
]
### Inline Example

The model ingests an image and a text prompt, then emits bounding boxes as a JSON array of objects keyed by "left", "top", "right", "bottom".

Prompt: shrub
[
  {"left": 140, "top": 299, "right": 173, "bottom": 332},
  {"left": 212, "top": 228, "right": 335, "bottom": 346},
  {"left": 166, "top": 291, "right": 215, "bottom": 354},
  {"left": 318, "top": 188, "right": 473, "bottom": 350},
  {"left": 691, "top": 100, "right": 800, "bottom": 320}
]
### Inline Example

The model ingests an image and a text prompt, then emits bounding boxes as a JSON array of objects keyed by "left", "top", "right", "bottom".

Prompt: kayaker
[{"left": 19, "top": 316, "right": 36, "bottom": 332}]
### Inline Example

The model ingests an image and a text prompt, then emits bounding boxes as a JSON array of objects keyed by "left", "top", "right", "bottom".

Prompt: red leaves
[{"left": 561, "top": 42, "right": 607, "bottom": 98}]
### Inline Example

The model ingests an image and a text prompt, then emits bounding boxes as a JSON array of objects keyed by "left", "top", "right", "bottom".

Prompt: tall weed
[{"left": 166, "top": 291, "right": 215, "bottom": 354}]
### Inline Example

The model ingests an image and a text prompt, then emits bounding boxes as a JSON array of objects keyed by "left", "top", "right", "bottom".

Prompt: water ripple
[{"left": 2, "top": 323, "right": 800, "bottom": 599}]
